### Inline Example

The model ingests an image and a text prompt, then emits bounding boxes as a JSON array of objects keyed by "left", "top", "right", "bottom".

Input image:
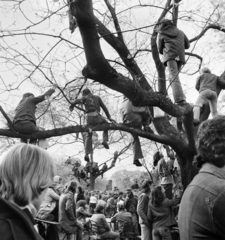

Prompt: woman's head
[
  {"left": 150, "top": 185, "right": 165, "bottom": 207},
  {"left": 64, "top": 180, "right": 77, "bottom": 193},
  {"left": 194, "top": 116, "right": 225, "bottom": 168},
  {"left": 153, "top": 151, "right": 163, "bottom": 167},
  {"left": 0, "top": 143, "right": 55, "bottom": 207}
]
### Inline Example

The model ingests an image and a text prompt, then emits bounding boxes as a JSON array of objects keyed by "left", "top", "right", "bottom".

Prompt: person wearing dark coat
[
  {"left": 158, "top": 19, "right": 190, "bottom": 104},
  {"left": 76, "top": 186, "right": 85, "bottom": 203},
  {"left": 69, "top": 88, "right": 115, "bottom": 162}
]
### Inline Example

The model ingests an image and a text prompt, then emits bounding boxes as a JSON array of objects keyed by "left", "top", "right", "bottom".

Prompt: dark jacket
[
  {"left": 147, "top": 198, "right": 180, "bottom": 229},
  {"left": 111, "top": 210, "right": 133, "bottom": 232},
  {"left": 59, "top": 192, "right": 77, "bottom": 233},
  {"left": 74, "top": 93, "right": 111, "bottom": 119},
  {"left": 178, "top": 163, "right": 225, "bottom": 240},
  {"left": 158, "top": 25, "right": 190, "bottom": 65},
  {"left": 76, "top": 192, "right": 85, "bottom": 203},
  {"left": 124, "top": 193, "right": 138, "bottom": 214},
  {"left": 14, "top": 89, "right": 55, "bottom": 124},
  {"left": 195, "top": 73, "right": 220, "bottom": 93},
  {"left": 0, "top": 197, "right": 43, "bottom": 240}
]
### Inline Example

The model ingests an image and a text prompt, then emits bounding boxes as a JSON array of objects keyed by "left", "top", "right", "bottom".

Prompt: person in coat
[
  {"left": 193, "top": 67, "right": 225, "bottom": 125},
  {"left": 76, "top": 200, "right": 92, "bottom": 225},
  {"left": 137, "top": 179, "right": 153, "bottom": 240},
  {"left": 59, "top": 180, "right": 83, "bottom": 240},
  {"left": 157, "top": 19, "right": 190, "bottom": 105},
  {"left": 121, "top": 98, "right": 153, "bottom": 166},
  {"left": 69, "top": 88, "right": 115, "bottom": 162},
  {"left": 0, "top": 143, "right": 55, "bottom": 240},
  {"left": 13, "top": 86, "right": 56, "bottom": 144},
  {"left": 76, "top": 186, "right": 85, "bottom": 203},
  {"left": 147, "top": 185, "right": 180, "bottom": 240},
  {"left": 178, "top": 116, "right": 225, "bottom": 239}
]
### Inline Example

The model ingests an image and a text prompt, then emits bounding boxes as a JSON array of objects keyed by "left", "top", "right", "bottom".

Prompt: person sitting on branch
[
  {"left": 121, "top": 98, "right": 153, "bottom": 167},
  {"left": 157, "top": 19, "right": 190, "bottom": 105},
  {"left": 193, "top": 67, "right": 225, "bottom": 126},
  {"left": 13, "top": 85, "right": 56, "bottom": 144},
  {"left": 69, "top": 88, "right": 115, "bottom": 162}
]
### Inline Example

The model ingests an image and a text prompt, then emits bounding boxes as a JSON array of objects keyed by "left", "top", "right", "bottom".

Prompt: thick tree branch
[
  {"left": 189, "top": 24, "right": 225, "bottom": 43},
  {"left": 0, "top": 106, "right": 14, "bottom": 130}
]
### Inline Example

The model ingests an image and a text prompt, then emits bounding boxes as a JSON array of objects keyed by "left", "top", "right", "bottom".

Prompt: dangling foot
[
  {"left": 133, "top": 159, "right": 142, "bottom": 167},
  {"left": 102, "top": 141, "right": 109, "bottom": 149},
  {"left": 84, "top": 154, "right": 90, "bottom": 162}
]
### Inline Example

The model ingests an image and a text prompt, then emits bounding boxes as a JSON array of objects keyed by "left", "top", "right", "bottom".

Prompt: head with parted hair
[
  {"left": 150, "top": 185, "right": 165, "bottom": 207},
  {"left": 153, "top": 151, "right": 164, "bottom": 167},
  {"left": 64, "top": 180, "right": 77, "bottom": 194},
  {"left": 76, "top": 200, "right": 87, "bottom": 208},
  {"left": 22, "top": 92, "right": 34, "bottom": 99},
  {"left": 95, "top": 204, "right": 104, "bottom": 214},
  {"left": 193, "top": 115, "right": 225, "bottom": 168},
  {"left": 0, "top": 143, "right": 55, "bottom": 207}
]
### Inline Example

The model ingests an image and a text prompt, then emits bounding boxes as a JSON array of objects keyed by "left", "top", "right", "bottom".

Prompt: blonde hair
[{"left": 0, "top": 143, "right": 55, "bottom": 207}]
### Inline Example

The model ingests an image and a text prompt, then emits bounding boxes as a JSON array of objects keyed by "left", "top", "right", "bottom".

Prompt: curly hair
[{"left": 193, "top": 116, "right": 225, "bottom": 168}]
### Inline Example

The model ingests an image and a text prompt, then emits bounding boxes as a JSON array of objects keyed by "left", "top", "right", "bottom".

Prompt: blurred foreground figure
[
  {"left": 0, "top": 143, "right": 55, "bottom": 240},
  {"left": 178, "top": 115, "right": 225, "bottom": 239}
]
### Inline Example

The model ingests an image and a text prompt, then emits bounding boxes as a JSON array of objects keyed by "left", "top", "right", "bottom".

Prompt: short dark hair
[
  {"left": 153, "top": 151, "right": 163, "bottom": 166},
  {"left": 82, "top": 88, "right": 91, "bottom": 96},
  {"left": 23, "top": 93, "right": 34, "bottom": 98},
  {"left": 193, "top": 115, "right": 225, "bottom": 168}
]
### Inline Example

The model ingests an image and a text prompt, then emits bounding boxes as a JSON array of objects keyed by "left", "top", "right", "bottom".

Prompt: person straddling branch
[
  {"left": 13, "top": 85, "right": 57, "bottom": 144},
  {"left": 157, "top": 19, "right": 190, "bottom": 105},
  {"left": 193, "top": 67, "right": 225, "bottom": 126},
  {"left": 69, "top": 88, "right": 115, "bottom": 162},
  {"left": 121, "top": 97, "right": 153, "bottom": 167}
]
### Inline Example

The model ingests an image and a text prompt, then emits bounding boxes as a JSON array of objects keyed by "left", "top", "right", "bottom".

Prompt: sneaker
[
  {"left": 84, "top": 155, "right": 90, "bottom": 162},
  {"left": 133, "top": 159, "right": 142, "bottom": 167},
  {"left": 102, "top": 141, "right": 109, "bottom": 149}
]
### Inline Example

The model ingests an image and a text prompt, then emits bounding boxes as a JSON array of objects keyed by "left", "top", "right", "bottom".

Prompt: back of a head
[
  {"left": 22, "top": 93, "right": 34, "bottom": 99},
  {"left": 95, "top": 204, "right": 104, "bottom": 214},
  {"left": 158, "top": 18, "right": 174, "bottom": 31},
  {"left": 77, "top": 199, "right": 87, "bottom": 208},
  {"left": 194, "top": 115, "right": 225, "bottom": 168},
  {"left": 0, "top": 143, "right": 55, "bottom": 207},
  {"left": 151, "top": 185, "right": 165, "bottom": 207},
  {"left": 153, "top": 151, "right": 163, "bottom": 166},
  {"left": 65, "top": 180, "right": 77, "bottom": 193},
  {"left": 82, "top": 88, "right": 91, "bottom": 96},
  {"left": 201, "top": 67, "right": 211, "bottom": 74}
]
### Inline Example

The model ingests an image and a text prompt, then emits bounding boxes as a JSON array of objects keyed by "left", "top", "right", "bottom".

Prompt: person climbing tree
[
  {"left": 157, "top": 18, "right": 190, "bottom": 105},
  {"left": 121, "top": 98, "right": 153, "bottom": 166},
  {"left": 193, "top": 67, "right": 225, "bottom": 126},
  {"left": 13, "top": 86, "right": 56, "bottom": 144},
  {"left": 69, "top": 88, "right": 115, "bottom": 162}
]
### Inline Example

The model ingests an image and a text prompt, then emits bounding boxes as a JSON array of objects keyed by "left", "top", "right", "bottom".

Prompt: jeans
[
  {"left": 83, "top": 114, "right": 109, "bottom": 155},
  {"left": 152, "top": 227, "right": 172, "bottom": 240},
  {"left": 14, "top": 120, "right": 39, "bottom": 134},
  {"left": 193, "top": 89, "right": 218, "bottom": 121},
  {"left": 140, "top": 223, "right": 152, "bottom": 240},
  {"left": 99, "top": 231, "right": 120, "bottom": 239},
  {"left": 167, "top": 60, "right": 186, "bottom": 103}
]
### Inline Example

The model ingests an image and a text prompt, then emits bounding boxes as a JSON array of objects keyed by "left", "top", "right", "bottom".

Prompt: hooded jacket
[
  {"left": 0, "top": 197, "right": 43, "bottom": 240},
  {"left": 158, "top": 23, "right": 190, "bottom": 66}
]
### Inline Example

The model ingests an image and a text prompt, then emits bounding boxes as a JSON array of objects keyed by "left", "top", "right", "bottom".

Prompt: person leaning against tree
[{"left": 137, "top": 179, "right": 153, "bottom": 240}]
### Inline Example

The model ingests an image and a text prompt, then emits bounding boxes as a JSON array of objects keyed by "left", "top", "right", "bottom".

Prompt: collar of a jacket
[{"left": 199, "top": 163, "right": 225, "bottom": 179}]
